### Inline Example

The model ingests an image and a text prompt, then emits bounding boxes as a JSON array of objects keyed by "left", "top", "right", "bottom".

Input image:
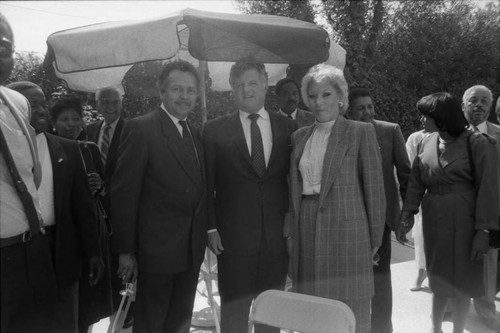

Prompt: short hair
[
  {"left": 0, "top": 13, "right": 14, "bottom": 42},
  {"left": 96, "top": 86, "right": 122, "bottom": 101},
  {"left": 275, "top": 78, "right": 299, "bottom": 96},
  {"left": 462, "top": 85, "right": 493, "bottom": 106},
  {"left": 50, "top": 96, "right": 83, "bottom": 122},
  {"left": 348, "top": 87, "right": 372, "bottom": 105},
  {"left": 6, "top": 81, "right": 42, "bottom": 93},
  {"left": 229, "top": 60, "right": 268, "bottom": 88},
  {"left": 157, "top": 60, "right": 200, "bottom": 90},
  {"left": 416, "top": 92, "right": 467, "bottom": 137},
  {"left": 301, "top": 64, "right": 349, "bottom": 114}
]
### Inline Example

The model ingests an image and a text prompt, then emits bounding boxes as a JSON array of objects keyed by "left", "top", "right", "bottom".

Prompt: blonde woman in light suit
[{"left": 284, "top": 64, "right": 386, "bottom": 333}]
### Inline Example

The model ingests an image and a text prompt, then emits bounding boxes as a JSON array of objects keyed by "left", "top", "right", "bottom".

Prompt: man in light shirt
[
  {"left": 1, "top": 13, "right": 53, "bottom": 333},
  {"left": 463, "top": 85, "right": 500, "bottom": 331},
  {"left": 204, "top": 60, "right": 297, "bottom": 333},
  {"left": 275, "top": 77, "right": 314, "bottom": 128},
  {"left": 8, "top": 81, "right": 104, "bottom": 333}
]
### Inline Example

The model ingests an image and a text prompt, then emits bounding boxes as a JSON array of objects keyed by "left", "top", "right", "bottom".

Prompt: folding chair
[{"left": 247, "top": 290, "right": 355, "bottom": 333}]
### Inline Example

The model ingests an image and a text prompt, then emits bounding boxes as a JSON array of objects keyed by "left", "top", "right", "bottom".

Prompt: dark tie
[
  {"left": 248, "top": 114, "right": 266, "bottom": 177},
  {"left": 472, "top": 125, "right": 479, "bottom": 132},
  {"left": 100, "top": 125, "right": 111, "bottom": 166},
  {"left": 179, "top": 120, "right": 199, "bottom": 166},
  {"left": 287, "top": 114, "right": 293, "bottom": 119}
]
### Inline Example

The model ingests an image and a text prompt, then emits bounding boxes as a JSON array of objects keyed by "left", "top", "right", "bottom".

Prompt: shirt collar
[
  {"left": 103, "top": 116, "right": 120, "bottom": 129},
  {"left": 161, "top": 103, "right": 186, "bottom": 125},
  {"left": 239, "top": 107, "right": 268, "bottom": 121},
  {"left": 475, "top": 121, "right": 487, "bottom": 134},
  {"left": 279, "top": 109, "right": 297, "bottom": 119}
]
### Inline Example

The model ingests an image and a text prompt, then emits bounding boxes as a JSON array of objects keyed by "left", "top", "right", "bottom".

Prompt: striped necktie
[
  {"left": 100, "top": 124, "right": 111, "bottom": 166},
  {"left": 248, "top": 113, "right": 266, "bottom": 177}
]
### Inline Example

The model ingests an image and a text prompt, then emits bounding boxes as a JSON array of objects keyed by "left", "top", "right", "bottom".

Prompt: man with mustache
[
  {"left": 111, "top": 60, "right": 207, "bottom": 333},
  {"left": 275, "top": 77, "right": 314, "bottom": 128},
  {"left": 204, "top": 60, "right": 297, "bottom": 333},
  {"left": 7, "top": 81, "right": 103, "bottom": 333},
  {"left": 463, "top": 85, "right": 500, "bottom": 331}
]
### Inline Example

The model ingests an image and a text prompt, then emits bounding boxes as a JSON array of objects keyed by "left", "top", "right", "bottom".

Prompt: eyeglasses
[{"left": 0, "top": 37, "right": 15, "bottom": 58}]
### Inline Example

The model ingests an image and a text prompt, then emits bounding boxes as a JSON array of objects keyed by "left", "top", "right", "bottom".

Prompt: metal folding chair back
[{"left": 247, "top": 290, "right": 355, "bottom": 333}]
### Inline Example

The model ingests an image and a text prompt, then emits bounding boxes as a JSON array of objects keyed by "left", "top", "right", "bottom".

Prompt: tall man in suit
[
  {"left": 7, "top": 81, "right": 104, "bottom": 333},
  {"left": 204, "top": 60, "right": 297, "bottom": 333},
  {"left": 463, "top": 85, "right": 500, "bottom": 331},
  {"left": 111, "top": 60, "right": 207, "bottom": 333},
  {"left": 87, "top": 86, "right": 125, "bottom": 211},
  {"left": 275, "top": 77, "right": 315, "bottom": 128},
  {"left": 86, "top": 86, "right": 129, "bottom": 326},
  {"left": 347, "top": 88, "right": 411, "bottom": 333}
]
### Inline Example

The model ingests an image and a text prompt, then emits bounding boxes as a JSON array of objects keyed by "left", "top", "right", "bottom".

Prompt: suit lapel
[
  {"left": 158, "top": 109, "right": 202, "bottom": 189},
  {"left": 319, "top": 116, "right": 348, "bottom": 206},
  {"left": 45, "top": 133, "right": 66, "bottom": 220},
  {"left": 104, "top": 117, "right": 124, "bottom": 175},
  {"left": 228, "top": 112, "right": 255, "bottom": 173},
  {"left": 89, "top": 119, "right": 103, "bottom": 143},
  {"left": 267, "top": 111, "right": 283, "bottom": 173}
]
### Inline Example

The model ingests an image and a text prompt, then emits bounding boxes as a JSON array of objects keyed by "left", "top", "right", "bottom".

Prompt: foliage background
[{"left": 7, "top": 0, "right": 499, "bottom": 137}]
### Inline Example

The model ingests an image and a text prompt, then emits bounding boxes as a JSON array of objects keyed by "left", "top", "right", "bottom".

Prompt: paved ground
[{"left": 91, "top": 239, "right": 500, "bottom": 333}]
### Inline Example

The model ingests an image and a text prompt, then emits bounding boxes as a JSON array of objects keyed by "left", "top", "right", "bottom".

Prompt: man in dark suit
[
  {"left": 7, "top": 81, "right": 103, "bottom": 333},
  {"left": 204, "top": 60, "right": 297, "bottom": 333},
  {"left": 86, "top": 86, "right": 125, "bottom": 212},
  {"left": 86, "top": 86, "right": 129, "bottom": 326},
  {"left": 463, "top": 85, "right": 500, "bottom": 331},
  {"left": 347, "top": 88, "right": 411, "bottom": 333},
  {"left": 275, "top": 77, "right": 315, "bottom": 128},
  {"left": 111, "top": 60, "right": 207, "bottom": 333}
]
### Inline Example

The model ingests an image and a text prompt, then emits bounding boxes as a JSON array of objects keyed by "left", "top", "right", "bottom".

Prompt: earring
[{"left": 339, "top": 102, "right": 343, "bottom": 108}]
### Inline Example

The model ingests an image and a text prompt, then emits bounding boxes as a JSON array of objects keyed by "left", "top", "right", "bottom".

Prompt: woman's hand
[
  {"left": 87, "top": 172, "right": 102, "bottom": 194},
  {"left": 470, "top": 230, "right": 490, "bottom": 261},
  {"left": 396, "top": 211, "right": 415, "bottom": 244}
]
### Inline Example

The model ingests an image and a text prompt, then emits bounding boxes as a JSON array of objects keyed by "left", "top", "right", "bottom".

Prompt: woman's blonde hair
[{"left": 301, "top": 64, "right": 349, "bottom": 115}]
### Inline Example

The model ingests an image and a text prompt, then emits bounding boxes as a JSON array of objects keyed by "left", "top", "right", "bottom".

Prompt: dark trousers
[
  {"left": 371, "top": 224, "right": 393, "bottom": 333},
  {"left": 133, "top": 268, "right": 200, "bottom": 333},
  {"left": 54, "top": 282, "right": 79, "bottom": 333},
  {"left": 218, "top": 244, "right": 288, "bottom": 333},
  {"left": 1, "top": 236, "right": 56, "bottom": 333}
]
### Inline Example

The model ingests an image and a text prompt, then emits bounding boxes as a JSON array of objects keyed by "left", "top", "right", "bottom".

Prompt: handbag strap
[{"left": 0, "top": 126, "right": 43, "bottom": 236}]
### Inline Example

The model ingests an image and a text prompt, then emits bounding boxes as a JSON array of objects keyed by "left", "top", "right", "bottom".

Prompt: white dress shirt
[
  {"left": 161, "top": 103, "right": 189, "bottom": 136},
  {"left": 0, "top": 98, "right": 42, "bottom": 237},
  {"left": 37, "top": 133, "right": 55, "bottom": 226},
  {"left": 239, "top": 108, "right": 273, "bottom": 166},
  {"left": 299, "top": 120, "right": 336, "bottom": 194}
]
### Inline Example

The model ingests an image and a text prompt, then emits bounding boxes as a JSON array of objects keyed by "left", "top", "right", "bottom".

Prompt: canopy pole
[{"left": 198, "top": 60, "right": 208, "bottom": 126}]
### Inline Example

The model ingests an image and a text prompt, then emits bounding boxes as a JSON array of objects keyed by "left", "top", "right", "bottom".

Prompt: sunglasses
[{"left": 0, "top": 37, "right": 15, "bottom": 58}]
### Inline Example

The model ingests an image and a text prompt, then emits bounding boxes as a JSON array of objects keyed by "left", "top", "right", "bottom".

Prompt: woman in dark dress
[
  {"left": 397, "top": 92, "right": 498, "bottom": 333},
  {"left": 50, "top": 96, "right": 113, "bottom": 332}
]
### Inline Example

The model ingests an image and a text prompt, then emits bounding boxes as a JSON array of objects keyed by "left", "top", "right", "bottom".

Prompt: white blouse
[{"left": 299, "top": 120, "right": 336, "bottom": 194}]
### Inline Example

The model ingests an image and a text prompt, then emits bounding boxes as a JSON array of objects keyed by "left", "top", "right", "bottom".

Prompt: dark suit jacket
[
  {"left": 203, "top": 111, "right": 297, "bottom": 255},
  {"left": 371, "top": 120, "right": 411, "bottom": 231},
  {"left": 110, "top": 109, "right": 207, "bottom": 274},
  {"left": 296, "top": 108, "right": 315, "bottom": 128},
  {"left": 86, "top": 118, "right": 125, "bottom": 213},
  {"left": 44, "top": 133, "right": 100, "bottom": 285}
]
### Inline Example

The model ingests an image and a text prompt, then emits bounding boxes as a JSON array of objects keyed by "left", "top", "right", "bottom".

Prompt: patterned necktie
[
  {"left": 179, "top": 120, "right": 199, "bottom": 166},
  {"left": 100, "top": 125, "right": 111, "bottom": 166},
  {"left": 248, "top": 113, "right": 266, "bottom": 177}
]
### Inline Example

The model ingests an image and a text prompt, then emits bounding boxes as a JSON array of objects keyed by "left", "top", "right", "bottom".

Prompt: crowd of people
[{"left": 1, "top": 12, "right": 499, "bottom": 333}]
